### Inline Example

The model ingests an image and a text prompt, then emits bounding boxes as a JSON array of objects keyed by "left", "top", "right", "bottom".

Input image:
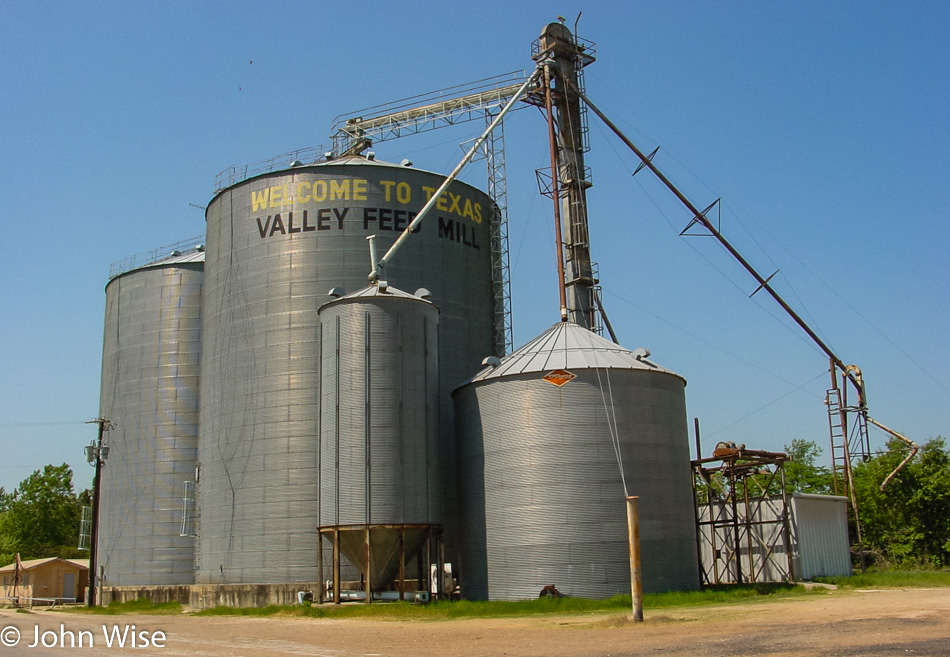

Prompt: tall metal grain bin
[
  {"left": 198, "top": 156, "right": 493, "bottom": 584},
  {"left": 454, "top": 322, "right": 700, "bottom": 600},
  {"left": 98, "top": 250, "right": 203, "bottom": 586},
  {"left": 317, "top": 284, "right": 440, "bottom": 592}
]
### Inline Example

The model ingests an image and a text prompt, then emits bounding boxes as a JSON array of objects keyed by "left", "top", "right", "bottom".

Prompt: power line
[{"left": 0, "top": 421, "right": 89, "bottom": 428}]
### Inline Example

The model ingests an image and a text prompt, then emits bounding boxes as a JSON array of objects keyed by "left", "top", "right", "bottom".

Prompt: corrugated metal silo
[
  {"left": 318, "top": 283, "right": 440, "bottom": 590},
  {"left": 454, "top": 322, "right": 700, "bottom": 600},
  {"left": 98, "top": 250, "right": 204, "bottom": 585},
  {"left": 198, "top": 156, "right": 493, "bottom": 583}
]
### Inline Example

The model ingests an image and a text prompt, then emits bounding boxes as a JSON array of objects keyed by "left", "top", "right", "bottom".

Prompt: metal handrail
[{"left": 108, "top": 235, "right": 206, "bottom": 279}]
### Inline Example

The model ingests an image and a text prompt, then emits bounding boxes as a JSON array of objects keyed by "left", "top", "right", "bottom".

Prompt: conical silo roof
[
  {"left": 318, "top": 282, "right": 436, "bottom": 311},
  {"left": 109, "top": 249, "right": 205, "bottom": 283},
  {"left": 463, "top": 321, "right": 683, "bottom": 384}
]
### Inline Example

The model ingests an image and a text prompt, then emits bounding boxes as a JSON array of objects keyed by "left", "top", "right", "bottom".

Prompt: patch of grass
[
  {"left": 63, "top": 598, "right": 183, "bottom": 615},
  {"left": 194, "top": 598, "right": 621, "bottom": 620},
  {"left": 815, "top": 570, "right": 950, "bottom": 589},
  {"left": 195, "top": 604, "right": 303, "bottom": 618},
  {"left": 644, "top": 583, "right": 817, "bottom": 609},
  {"left": 194, "top": 584, "right": 820, "bottom": 620},
  {"left": 54, "top": 573, "right": 950, "bottom": 619},
  {"left": 427, "top": 596, "right": 628, "bottom": 619}
]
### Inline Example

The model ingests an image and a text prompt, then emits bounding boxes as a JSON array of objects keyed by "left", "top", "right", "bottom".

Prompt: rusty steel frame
[
  {"left": 692, "top": 450, "right": 794, "bottom": 586},
  {"left": 531, "top": 23, "right": 598, "bottom": 330},
  {"left": 541, "top": 61, "right": 569, "bottom": 322}
]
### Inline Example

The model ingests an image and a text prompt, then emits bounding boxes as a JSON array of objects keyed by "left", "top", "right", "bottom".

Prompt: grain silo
[
  {"left": 454, "top": 321, "right": 700, "bottom": 600},
  {"left": 197, "top": 155, "right": 494, "bottom": 584},
  {"left": 317, "top": 283, "right": 441, "bottom": 600},
  {"left": 97, "top": 249, "right": 204, "bottom": 586}
]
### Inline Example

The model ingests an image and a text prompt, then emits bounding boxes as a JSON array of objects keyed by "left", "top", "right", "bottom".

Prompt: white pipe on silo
[{"left": 371, "top": 65, "right": 543, "bottom": 281}]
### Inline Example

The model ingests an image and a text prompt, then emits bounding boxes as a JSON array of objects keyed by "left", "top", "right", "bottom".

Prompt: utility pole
[
  {"left": 626, "top": 496, "right": 643, "bottom": 622},
  {"left": 84, "top": 418, "right": 111, "bottom": 607}
]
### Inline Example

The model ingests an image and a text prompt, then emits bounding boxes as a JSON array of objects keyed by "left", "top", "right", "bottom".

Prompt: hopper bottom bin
[{"left": 318, "top": 524, "right": 445, "bottom": 603}]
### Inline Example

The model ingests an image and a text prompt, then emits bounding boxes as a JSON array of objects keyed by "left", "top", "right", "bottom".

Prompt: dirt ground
[{"left": 2, "top": 588, "right": 948, "bottom": 656}]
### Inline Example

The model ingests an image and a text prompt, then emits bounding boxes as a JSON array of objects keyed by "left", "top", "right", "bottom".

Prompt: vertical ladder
[
  {"left": 827, "top": 385, "right": 867, "bottom": 569},
  {"left": 852, "top": 408, "right": 872, "bottom": 462},
  {"left": 78, "top": 506, "right": 93, "bottom": 550},
  {"left": 826, "top": 387, "right": 850, "bottom": 498},
  {"left": 483, "top": 108, "right": 514, "bottom": 356},
  {"left": 590, "top": 261, "right": 604, "bottom": 336}
]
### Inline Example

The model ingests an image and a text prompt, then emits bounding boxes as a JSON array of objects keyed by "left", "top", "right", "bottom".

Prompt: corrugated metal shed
[
  {"left": 696, "top": 493, "right": 851, "bottom": 582},
  {"left": 791, "top": 494, "right": 851, "bottom": 580}
]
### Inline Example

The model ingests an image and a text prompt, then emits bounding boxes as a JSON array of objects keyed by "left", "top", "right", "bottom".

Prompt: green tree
[
  {"left": 783, "top": 438, "right": 833, "bottom": 495},
  {"left": 853, "top": 437, "right": 950, "bottom": 567},
  {"left": 0, "top": 464, "right": 84, "bottom": 562}
]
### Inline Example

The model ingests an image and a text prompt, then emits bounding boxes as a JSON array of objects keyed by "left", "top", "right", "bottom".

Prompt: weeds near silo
[
  {"left": 59, "top": 599, "right": 184, "bottom": 615},
  {"left": 193, "top": 583, "right": 818, "bottom": 619},
  {"left": 59, "top": 573, "right": 950, "bottom": 618},
  {"left": 814, "top": 569, "right": 950, "bottom": 589}
]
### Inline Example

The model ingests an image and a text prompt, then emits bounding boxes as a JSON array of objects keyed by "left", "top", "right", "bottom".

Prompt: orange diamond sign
[{"left": 543, "top": 369, "right": 576, "bottom": 387}]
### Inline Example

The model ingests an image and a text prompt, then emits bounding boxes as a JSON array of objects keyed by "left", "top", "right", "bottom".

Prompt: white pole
[{"left": 366, "top": 234, "right": 378, "bottom": 275}]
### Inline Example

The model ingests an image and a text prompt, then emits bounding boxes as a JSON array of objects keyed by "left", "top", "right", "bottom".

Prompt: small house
[{"left": 0, "top": 557, "right": 89, "bottom": 604}]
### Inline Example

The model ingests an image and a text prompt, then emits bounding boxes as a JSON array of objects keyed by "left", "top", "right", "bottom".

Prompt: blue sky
[{"left": 1, "top": 1, "right": 947, "bottom": 493}]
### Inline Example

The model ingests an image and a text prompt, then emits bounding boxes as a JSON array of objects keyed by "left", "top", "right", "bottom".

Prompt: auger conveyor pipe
[
  {"left": 868, "top": 416, "right": 920, "bottom": 491},
  {"left": 569, "top": 80, "right": 861, "bottom": 391},
  {"left": 370, "top": 66, "right": 543, "bottom": 281}
]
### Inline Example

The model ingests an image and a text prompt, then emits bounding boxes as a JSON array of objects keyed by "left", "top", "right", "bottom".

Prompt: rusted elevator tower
[{"left": 532, "top": 21, "right": 598, "bottom": 330}]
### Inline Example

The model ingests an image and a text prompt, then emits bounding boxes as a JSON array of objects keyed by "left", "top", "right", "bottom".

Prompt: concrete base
[{"left": 100, "top": 583, "right": 322, "bottom": 610}]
